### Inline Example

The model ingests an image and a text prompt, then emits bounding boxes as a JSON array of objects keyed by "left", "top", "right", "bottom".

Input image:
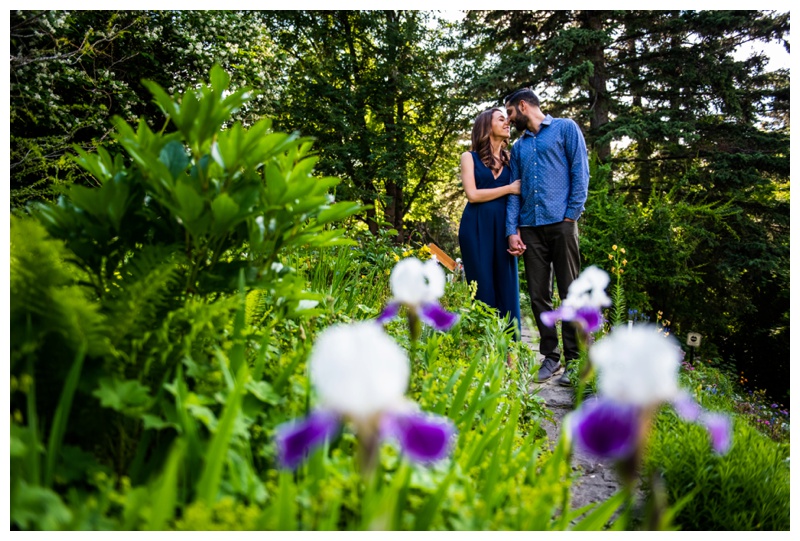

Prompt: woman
[{"left": 458, "top": 107, "right": 522, "bottom": 339}]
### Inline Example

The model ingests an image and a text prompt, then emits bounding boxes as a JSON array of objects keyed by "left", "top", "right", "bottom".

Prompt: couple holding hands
[{"left": 458, "top": 88, "right": 590, "bottom": 386}]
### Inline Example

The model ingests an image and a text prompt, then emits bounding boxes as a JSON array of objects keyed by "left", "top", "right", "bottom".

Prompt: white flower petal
[
  {"left": 390, "top": 257, "right": 445, "bottom": 306},
  {"left": 564, "top": 265, "right": 611, "bottom": 308},
  {"left": 309, "top": 322, "right": 409, "bottom": 420},
  {"left": 590, "top": 325, "right": 681, "bottom": 406}
]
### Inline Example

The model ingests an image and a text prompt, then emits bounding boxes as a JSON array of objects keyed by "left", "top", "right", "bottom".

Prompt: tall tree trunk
[{"left": 582, "top": 10, "right": 611, "bottom": 162}]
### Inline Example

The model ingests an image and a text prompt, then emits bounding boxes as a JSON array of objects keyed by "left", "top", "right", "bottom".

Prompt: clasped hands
[
  {"left": 507, "top": 233, "right": 526, "bottom": 257},
  {"left": 506, "top": 218, "right": 575, "bottom": 257}
]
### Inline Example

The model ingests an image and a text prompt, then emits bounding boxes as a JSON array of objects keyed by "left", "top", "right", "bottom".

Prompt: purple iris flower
[
  {"left": 382, "top": 413, "right": 456, "bottom": 463},
  {"left": 540, "top": 266, "right": 611, "bottom": 333},
  {"left": 276, "top": 410, "right": 341, "bottom": 469},
  {"left": 274, "top": 321, "right": 457, "bottom": 471},
  {"left": 275, "top": 410, "right": 455, "bottom": 470},
  {"left": 700, "top": 412, "right": 733, "bottom": 454},
  {"left": 541, "top": 305, "right": 604, "bottom": 333},
  {"left": 378, "top": 257, "right": 459, "bottom": 331},
  {"left": 672, "top": 392, "right": 702, "bottom": 422},
  {"left": 568, "top": 398, "right": 641, "bottom": 460}
]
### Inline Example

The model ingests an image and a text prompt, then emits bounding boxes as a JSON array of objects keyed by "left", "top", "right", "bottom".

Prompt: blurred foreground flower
[
  {"left": 377, "top": 257, "right": 459, "bottom": 336},
  {"left": 541, "top": 265, "right": 611, "bottom": 332},
  {"left": 275, "top": 322, "right": 456, "bottom": 472},
  {"left": 564, "top": 326, "right": 732, "bottom": 488}
]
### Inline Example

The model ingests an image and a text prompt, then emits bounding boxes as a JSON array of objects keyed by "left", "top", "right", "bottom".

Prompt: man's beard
[{"left": 512, "top": 108, "right": 528, "bottom": 132}]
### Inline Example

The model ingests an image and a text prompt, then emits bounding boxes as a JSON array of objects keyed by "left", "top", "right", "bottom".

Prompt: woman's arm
[{"left": 460, "top": 152, "right": 521, "bottom": 204}]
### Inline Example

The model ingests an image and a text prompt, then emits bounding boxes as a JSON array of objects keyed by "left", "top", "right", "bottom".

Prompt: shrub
[{"left": 645, "top": 410, "right": 790, "bottom": 530}]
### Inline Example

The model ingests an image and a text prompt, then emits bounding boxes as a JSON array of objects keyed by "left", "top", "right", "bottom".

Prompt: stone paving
[{"left": 520, "top": 322, "right": 625, "bottom": 512}]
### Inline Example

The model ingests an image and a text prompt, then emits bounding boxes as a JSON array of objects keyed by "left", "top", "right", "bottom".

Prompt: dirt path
[{"left": 520, "top": 323, "right": 625, "bottom": 511}]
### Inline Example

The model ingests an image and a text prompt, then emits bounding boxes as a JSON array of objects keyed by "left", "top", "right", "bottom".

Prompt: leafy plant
[{"left": 644, "top": 411, "right": 790, "bottom": 530}]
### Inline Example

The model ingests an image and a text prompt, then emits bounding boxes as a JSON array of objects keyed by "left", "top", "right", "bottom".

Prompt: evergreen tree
[{"left": 463, "top": 10, "right": 790, "bottom": 398}]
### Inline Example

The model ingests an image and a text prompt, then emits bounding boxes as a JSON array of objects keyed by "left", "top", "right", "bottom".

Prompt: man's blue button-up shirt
[{"left": 505, "top": 115, "right": 590, "bottom": 237}]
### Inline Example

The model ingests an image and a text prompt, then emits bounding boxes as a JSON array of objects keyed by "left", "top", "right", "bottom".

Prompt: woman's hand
[{"left": 508, "top": 179, "right": 521, "bottom": 195}]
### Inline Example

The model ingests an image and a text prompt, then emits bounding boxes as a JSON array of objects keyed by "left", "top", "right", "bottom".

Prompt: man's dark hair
[{"left": 504, "top": 88, "right": 540, "bottom": 108}]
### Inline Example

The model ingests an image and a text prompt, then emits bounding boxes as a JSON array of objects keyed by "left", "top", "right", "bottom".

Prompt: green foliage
[
  {"left": 10, "top": 10, "right": 285, "bottom": 206},
  {"left": 262, "top": 11, "right": 473, "bottom": 241},
  {"left": 645, "top": 412, "right": 790, "bottom": 530},
  {"left": 10, "top": 65, "right": 362, "bottom": 530},
  {"left": 466, "top": 9, "right": 790, "bottom": 400},
  {"left": 9, "top": 11, "right": 791, "bottom": 532}
]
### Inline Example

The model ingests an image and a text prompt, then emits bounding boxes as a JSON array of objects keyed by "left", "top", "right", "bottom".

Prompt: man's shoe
[
  {"left": 557, "top": 366, "right": 575, "bottom": 386},
  {"left": 535, "top": 358, "right": 562, "bottom": 383}
]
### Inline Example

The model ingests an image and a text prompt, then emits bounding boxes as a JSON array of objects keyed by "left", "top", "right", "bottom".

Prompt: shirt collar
[{"left": 522, "top": 114, "right": 553, "bottom": 137}]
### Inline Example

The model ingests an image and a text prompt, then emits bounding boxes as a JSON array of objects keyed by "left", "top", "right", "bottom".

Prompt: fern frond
[
  {"left": 10, "top": 216, "right": 109, "bottom": 362},
  {"left": 103, "top": 244, "right": 185, "bottom": 350}
]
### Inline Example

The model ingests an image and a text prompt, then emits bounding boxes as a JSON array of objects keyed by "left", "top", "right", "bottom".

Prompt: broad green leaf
[
  {"left": 159, "top": 140, "right": 189, "bottom": 180},
  {"left": 92, "top": 377, "right": 152, "bottom": 416},
  {"left": 174, "top": 181, "right": 206, "bottom": 223},
  {"left": 10, "top": 481, "right": 73, "bottom": 530},
  {"left": 245, "top": 380, "right": 280, "bottom": 404},
  {"left": 210, "top": 193, "right": 240, "bottom": 234}
]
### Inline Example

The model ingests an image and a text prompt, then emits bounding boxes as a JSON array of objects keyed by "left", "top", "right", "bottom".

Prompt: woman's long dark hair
[{"left": 470, "top": 107, "right": 510, "bottom": 174}]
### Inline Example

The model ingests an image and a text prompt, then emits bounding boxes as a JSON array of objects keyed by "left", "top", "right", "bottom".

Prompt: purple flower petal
[
  {"left": 419, "top": 302, "right": 459, "bottom": 331},
  {"left": 384, "top": 412, "right": 456, "bottom": 463},
  {"left": 672, "top": 392, "right": 702, "bottom": 422},
  {"left": 700, "top": 412, "right": 732, "bottom": 454},
  {"left": 275, "top": 411, "right": 340, "bottom": 469},
  {"left": 569, "top": 399, "right": 640, "bottom": 460},
  {"left": 540, "top": 307, "right": 563, "bottom": 327},
  {"left": 377, "top": 302, "right": 401, "bottom": 324},
  {"left": 575, "top": 306, "right": 603, "bottom": 332}
]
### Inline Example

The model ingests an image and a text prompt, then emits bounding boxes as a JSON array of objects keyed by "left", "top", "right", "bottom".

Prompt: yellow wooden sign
[{"left": 427, "top": 243, "right": 457, "bottom": 272}]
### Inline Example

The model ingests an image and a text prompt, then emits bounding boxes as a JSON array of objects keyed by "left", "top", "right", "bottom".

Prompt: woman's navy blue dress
[{"left": 458, "top": 151, "right": 521, "bottom": 336}]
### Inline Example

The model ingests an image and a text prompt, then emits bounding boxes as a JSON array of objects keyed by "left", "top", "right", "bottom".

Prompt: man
[{"left": 504, "top": 88, "right": 589, "bottom": 385}]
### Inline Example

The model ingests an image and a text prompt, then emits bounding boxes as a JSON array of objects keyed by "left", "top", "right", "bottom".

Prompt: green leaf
[
  {"left": 141, "top": 414, "right": 180, "bottom": 432},
  {"left": 195, "top": 361, "right": 249, "bottom": 503},
  {"left": 44, "top": 344, "right": 86, "bottom": 489},
  {"left": 159, "top": 140, "right": 189, "bottom": 180},
  {"left": 10, "top": 481, "right": 73, "bottom": 530},
  {"left": 570, "top": 489, "right": 629, "bottom": 531},
  {"left": 92, "top": 377, "right": 152, "bottom": 416},
  {"left": 174, "top": 181, "right": 206, "bottom": 223},
  {"left": 245, "top": 380, "right": 280, "bottom": 404},
  {"left": 210, "top": 193, "right": 240, "bottom": 234},
  {"left": 146, "top": 439, "right": 185, "bottom": 531}
]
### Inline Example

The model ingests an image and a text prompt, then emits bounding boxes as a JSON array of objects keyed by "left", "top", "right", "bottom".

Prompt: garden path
[{"left": 520, "top": 323, "right": 634, "bottom": 513}]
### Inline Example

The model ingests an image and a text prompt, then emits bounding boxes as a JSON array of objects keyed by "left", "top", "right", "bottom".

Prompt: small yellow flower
[
  {"left": 622, "top": 259, "right": 627, "bottom": 265},
  {"left": 612, "top": 266, "right": 616, "bottom": 273},
  {"left": 619, "top": 268, "right": 624, "bottom": 274},
  {"left": 612, "top": 245, "right": 618, "bottom": 251},
  {"left": 608, "top": 254, "right": 613, "bottom": 260},
  {"left": 620, "top": 248, "right": 626, "bottom": 254}
]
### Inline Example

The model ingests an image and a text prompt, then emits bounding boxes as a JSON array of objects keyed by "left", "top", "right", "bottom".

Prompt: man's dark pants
[{"left": 519, "top": 221, "right": 581, "bottom": 364}]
